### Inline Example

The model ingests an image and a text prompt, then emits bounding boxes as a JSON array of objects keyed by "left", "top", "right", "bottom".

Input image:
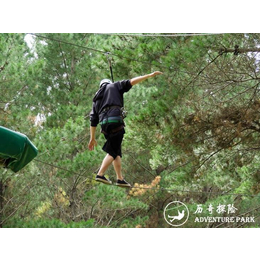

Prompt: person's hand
[
  {"left": 88, "top": 139, "right": 97, "bottom": 151},
  {"left": 150, "top": 71, "right": 163, "bottom": 77}
]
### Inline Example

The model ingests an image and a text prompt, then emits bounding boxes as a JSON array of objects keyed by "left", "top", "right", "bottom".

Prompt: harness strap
[
  {"left": 101, "top": 125, "right": 124, "bottom": 135},
  {"left": 100, "top": 116, "right": 124, "bottom": 125}
]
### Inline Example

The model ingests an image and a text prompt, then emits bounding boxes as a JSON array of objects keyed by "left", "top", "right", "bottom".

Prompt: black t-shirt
[{"left": 90, "top": 80, "right": 132, "bottom": 126}]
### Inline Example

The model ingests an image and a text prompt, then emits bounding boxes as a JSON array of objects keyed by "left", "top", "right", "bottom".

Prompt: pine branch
[{"left": 214, "top": 46, "right": 260, "bottom": 55}]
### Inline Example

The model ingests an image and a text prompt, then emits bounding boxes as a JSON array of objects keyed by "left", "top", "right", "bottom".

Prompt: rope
[
  {"left": 28, "top": 33, "right": 106, "bottom": 54},
  {"left": 34, "top": 158, "right": 85, "bottom": 176},
  {"left": 95, "top": 33, "right": 225, "bottom": 37},
  {"left": 34, "top": 157, "right": 256, "bottom": 198},
  {"left": 27, "top": 33, "right": 185, "bottom": 72},
  {"left": 106, "top": 52, "right": 114, "bottom": 82}
]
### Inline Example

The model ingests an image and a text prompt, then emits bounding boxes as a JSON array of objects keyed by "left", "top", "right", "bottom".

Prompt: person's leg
[
  {"left": 113, "top": 156, "right": 123, "bottom": 180},
  {"left": 113, "top": 156, "right": 131, "bottom": 187},
  {"left": 97, "top": 153, "right": 114, "bottom": 176},
  {"left": 99, "top": 127, "right": 130, "bottom": 186}
]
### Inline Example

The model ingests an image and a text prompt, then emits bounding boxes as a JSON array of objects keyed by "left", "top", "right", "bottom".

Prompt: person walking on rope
[{"left": 88, "top": 71, "right": 163, "bottom": 187}]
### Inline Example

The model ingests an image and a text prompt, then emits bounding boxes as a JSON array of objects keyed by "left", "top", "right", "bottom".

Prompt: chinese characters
[{"left": 194, "top": 203, "right": 238, "bottom": 215}]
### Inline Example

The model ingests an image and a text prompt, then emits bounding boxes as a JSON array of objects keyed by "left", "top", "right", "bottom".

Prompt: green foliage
[
  {"left": 4, "top": 218, "right": 95, "bottom": 228},
  {"left": 119, "top": 216, "right": 149, "bottom": 228},
  {"left": 84, "top": 184, "right": 149, "bottom": 210},
  {"left": 1, "top": 33, "right": 260, "bottom": 228}
]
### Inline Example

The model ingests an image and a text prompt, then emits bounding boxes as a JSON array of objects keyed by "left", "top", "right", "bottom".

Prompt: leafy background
[{"left": 1, "top": 33, "right": 260, "bottom": 228}]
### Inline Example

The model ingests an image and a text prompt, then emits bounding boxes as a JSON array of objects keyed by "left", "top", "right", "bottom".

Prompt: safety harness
[
  {"left": 99, "top": 106, "right": 125, "bottom": 135},
  {"left": 101, "top": 124, "right": 125, "bottom": 135},
  {"left": 100, "top": 116, "right": 124, "bottom": 125}
]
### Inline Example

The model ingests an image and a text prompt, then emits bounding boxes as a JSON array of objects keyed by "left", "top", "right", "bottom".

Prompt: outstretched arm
[{"left": 130, "top": 71, "right": 163, "bottom": 86}]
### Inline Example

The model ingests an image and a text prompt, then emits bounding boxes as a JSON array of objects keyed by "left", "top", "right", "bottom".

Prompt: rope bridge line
[
  {"left": 35, "top": 157, "right": 258, "bottom": 198},
  {"left": 3, "top": 32, "right": 234, "bottom": 110},
  {"left": 95, "top": 33, "right": 225, "bottom": 37},
  {"left": 28, "top": 33, "right": 203, "bottom": 74}
]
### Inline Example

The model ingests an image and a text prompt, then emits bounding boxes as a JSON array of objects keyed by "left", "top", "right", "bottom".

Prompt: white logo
[{"left": 164, "top": 201, "right": 189, "bottom": 227}]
